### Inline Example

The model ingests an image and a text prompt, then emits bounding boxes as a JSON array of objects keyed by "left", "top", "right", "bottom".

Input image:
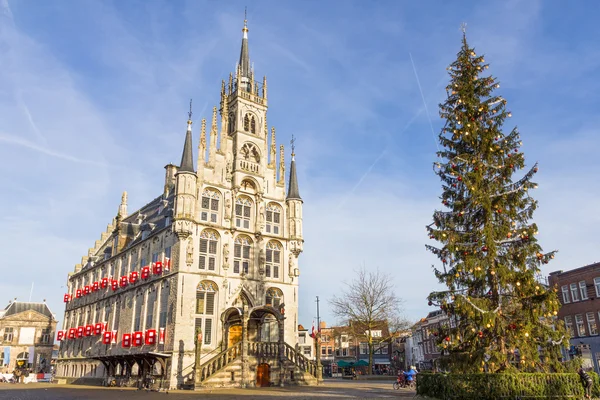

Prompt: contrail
[
  {"left": 337, "top": 109, "right": 424, "bottom": 210},
  {"left": 0, "top": 133, "right": 112, "bottom": 168},
  {"left": 409, "top": 52, "right": 439, "bottom": 152}
]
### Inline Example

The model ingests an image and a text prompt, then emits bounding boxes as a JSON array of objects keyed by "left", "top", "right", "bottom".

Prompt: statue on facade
[
  {"left": 223, "top": 243, "right": 230, "bottom": 267},
  {"left": 259, "top": 248, "right": 266, "bottom": 270},
  {"left": 225, "top": 195, "right": 232, "bottom": 221},
  {"left": 288, "top": 253, "right": 294, "bottom": 275},
  {"left": 186, "top": 236, "right": 194, "bottom": 265},
  {"left": 226, "top": 159, "right": 233, "bottom": 182},
  {"left": 258, "top": 205, "right": 265, "bottom": 227}
]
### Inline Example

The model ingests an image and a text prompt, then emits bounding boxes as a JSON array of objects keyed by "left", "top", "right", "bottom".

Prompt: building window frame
[
  {"left": 233, "top": 236, "right": 252, "bottom": 275},
  {"left": 265, "top": 287, "right": 283, "bottom": 308},
  {"left": 575, "top": 314, "right": 585, "bottom": 337},
  {"left": 595, "top": 277, "right": 600, "bottom": 298},
  {"left": 565, "top": 316, "right": 574, "bottom": 337},
  {"left": 200, "top": 189, "right": 220, "bottom": 224},
  {"left": 3, "top": 327, "right": 14, "bottom": 342},
  {"left": 265, "top": 241, "right": 282, "bottom": 279},
  {"left": 587, "top": 312, "right": 598, "bottom": 336},
  {"left": 196, "top": 280, "right": 218, "bottom": 346},
  {"left": 580, "top": 281, "right": 588, "bottom": 300},
  {"left": 265, "top": 203, "right": 282, "bottom": 235},
  {"left": 199, "top": 230, "right": 219, "bottom": 271},
  {"left": 571, "top": 283, "right": 580, "bottom": 302},
  {"left": 562, "top": 285, "right": 570, "bottom": 304},
  {"left": 235, "top": 197, "right": 253, "bottom": 230}
]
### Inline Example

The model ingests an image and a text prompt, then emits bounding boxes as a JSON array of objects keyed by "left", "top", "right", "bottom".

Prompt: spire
[
  {"left": 287, "top": 135, "right": 301, "bottom": 200},
  {"left": 179, "top": 100, "right": 195, "bottom": 173},
  {"left": 278, "top": 144, "right": 285, "bottom": 184},
  {"left": 239, "top": 9, "right": 251, "bottom": 81},
  {"left": 208, "top": 106, "right": 218, "bottom": 165}
]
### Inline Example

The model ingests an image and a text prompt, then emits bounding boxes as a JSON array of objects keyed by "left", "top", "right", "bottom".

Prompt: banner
[
  {"left": 3, "top": 347, "right": 9, "bottom": 366},
  {"left": 28, "top": 346, "right": 34, "bottom": 363}
]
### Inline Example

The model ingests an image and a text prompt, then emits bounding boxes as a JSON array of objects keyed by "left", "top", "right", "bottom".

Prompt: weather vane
[
  {"left": 290, "top": 134, "right": 296, "bottom": 154},
  {"left": 460, "top": 22, "right": 467, "bottom": 33},
  {"left": 188, "top": 99, "right": 193, "bottom": 120}
]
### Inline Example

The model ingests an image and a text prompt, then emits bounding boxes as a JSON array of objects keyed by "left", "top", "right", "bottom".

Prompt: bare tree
[{"left": 330, "top": 266, "right": 407, "bottom": 374}]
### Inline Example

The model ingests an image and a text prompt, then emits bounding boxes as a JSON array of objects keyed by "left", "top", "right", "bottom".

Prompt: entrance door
[
  {"left": 256, "top": 363, "right": 270, "bottom": 387},
  {"left": 228, "top": 325, "right": 242, "bottom": 347}
]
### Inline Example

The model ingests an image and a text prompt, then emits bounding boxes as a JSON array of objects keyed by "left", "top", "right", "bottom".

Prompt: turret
[
  {"left": 173, "top": 102, "right": 197, "bottom": 239},
  {"left": 286, "top": 138, "right": 303, "bottom": 256}
]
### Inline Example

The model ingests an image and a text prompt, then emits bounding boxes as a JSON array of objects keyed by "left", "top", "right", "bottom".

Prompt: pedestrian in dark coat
[{"left": 579, "top": 368, "right": 593, "bottom": 399}]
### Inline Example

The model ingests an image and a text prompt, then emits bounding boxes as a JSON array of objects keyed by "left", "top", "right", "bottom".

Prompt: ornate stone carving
[
  {"left": 186, "top": 236, "right": 194, "bottom": 266},
  {"left": 226, "top": 159, "right": 233, "bottom": 182},
  {"left": 225, "top": 194, "right": 232, "bottom": 222},
  {"left": 223, "top": 243, "right": 230, "bottom": 269}
]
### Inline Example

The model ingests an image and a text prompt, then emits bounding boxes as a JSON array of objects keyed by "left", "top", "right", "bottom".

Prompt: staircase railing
[
  {"left": 248, "top": 341, "right": 279, "bottom": 358},
  {"left": 199, "top": 341, "right": 242, "bottom": 382},
  {"left": 283, "top": 342, "right": 318, "bottom": 378}
]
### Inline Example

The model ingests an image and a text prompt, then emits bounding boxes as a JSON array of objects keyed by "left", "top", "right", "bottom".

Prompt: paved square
[{"left": 0, "top": 380, "right": 415, "bottom": 399}]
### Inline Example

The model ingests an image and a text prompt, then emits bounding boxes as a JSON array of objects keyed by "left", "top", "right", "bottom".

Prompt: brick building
[
  {"left": 0, "top": 301, "right": 57, "bottom": 374},
  {"left": 411, "top": 310, "right": 452, "bottom": 371},
  {"left": 548, "top": 262, "right": 600, "bottom": 372}
]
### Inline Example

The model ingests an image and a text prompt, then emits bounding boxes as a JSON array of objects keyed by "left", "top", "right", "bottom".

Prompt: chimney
[{"left": 164, "top": 164, "right": 178, "bottom": 196}]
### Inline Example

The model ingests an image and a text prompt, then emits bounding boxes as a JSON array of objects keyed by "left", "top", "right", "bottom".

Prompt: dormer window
[{"left": 200, "top": 189, "right": 220, "bottom": 223}]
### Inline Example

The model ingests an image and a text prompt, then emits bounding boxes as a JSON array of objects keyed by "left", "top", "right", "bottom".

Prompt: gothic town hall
[{"left": 55, "top": 17, "right": 318, "bottom": 389}]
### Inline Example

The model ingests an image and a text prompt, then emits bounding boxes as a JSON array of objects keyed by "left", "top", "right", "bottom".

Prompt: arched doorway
[{"left": 256, "top": 363, "right": 270, "bottom": 387}]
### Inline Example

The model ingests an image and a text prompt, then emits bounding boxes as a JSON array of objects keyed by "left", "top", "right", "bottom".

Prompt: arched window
[
  {"left": 196, "top": 281, "right": 218, "bottom": 345},
  {"left": 250, "top": 116, "right": 256, "bottom": 134},
  {"left": 145, "top": 287, "right": 157, "bottom": 329},
  {"left": 228, "top": 112, "right": 235, "bottom": 134},
  {"left": 265, "top": 241, "right": 282, "bottom": 279},
  {"left": 199, "top": 230, "right": 218, "bottom": 271},
  {"left": 240, "top": 143, "right": 260, "bottom": 163},
  {"left": 234, "top": 236, "right": 252, "bottom": 274},
  {"left": 266, "top": 203, "right": 281, "bottom": 235},
  {"left": 244, "top": 114, "right": 250, "bottom": 131},
  {"left": 200, "top": 189, "right": 220, "bottom": 223},
  {"left": 265, "top": 287, "right": 283, "bottom": 308},
  {"left": 133, "top": 292, "right": 143, "bottom": 331},
  {"left": 159, "top": 281, "right": 169, "bottom": 328},
  {"left": 235, "top": 197, "right": 253, "bottom": 229}
]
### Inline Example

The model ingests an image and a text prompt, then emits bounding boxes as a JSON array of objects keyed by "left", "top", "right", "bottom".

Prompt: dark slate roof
[
  {"left": 286, "top": 156, "right": 302, "bottom": 200},
  {"left": 239, "top": 23, "right": 250, "bottom": 79},
  {"left": 178, "top": 128, "right": 195, "bottom": 173},
  {"left": 119, "top": 193, "right": 174, "bottom": 249},
  {"left": 2, "top": 301, "right": 55, "bottom": 319}
]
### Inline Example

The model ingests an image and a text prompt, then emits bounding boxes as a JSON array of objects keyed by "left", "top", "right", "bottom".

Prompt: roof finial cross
[
  {"left": 460, "top": 22, "right": 467, "bottom": 33},
  {"left": 290, "top": 134, "right": 296, "bottom": 155},
  {"left": 188, "top": 99, "right": 193, "bottom": 121}
]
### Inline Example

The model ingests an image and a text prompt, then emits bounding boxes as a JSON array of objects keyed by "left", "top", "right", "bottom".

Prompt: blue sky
[{"left": 2, "top": 0, "right": 600, "bottom": 329}]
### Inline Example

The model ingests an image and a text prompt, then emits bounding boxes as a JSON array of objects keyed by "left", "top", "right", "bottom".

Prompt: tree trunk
[{"left": 368, "top": 338, "right": 373, "bottom": 375}]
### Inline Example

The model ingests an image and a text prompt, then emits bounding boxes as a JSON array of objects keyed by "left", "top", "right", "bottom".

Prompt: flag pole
[
  {"left": 28, "top": 282, "right": 34, "bottom": 302},
  {"left": 315, "top": 296, "right": 323, "bottom": 383}
]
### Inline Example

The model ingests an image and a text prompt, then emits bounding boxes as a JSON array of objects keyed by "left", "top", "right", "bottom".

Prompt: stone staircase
[{"left": 196, "top": 341, "right": 318, "bottom": 388}]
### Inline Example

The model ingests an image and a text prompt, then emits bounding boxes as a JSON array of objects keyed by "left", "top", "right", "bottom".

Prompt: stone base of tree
[{"left": 416, "top": 372, "right": 600, "bottom": 400}]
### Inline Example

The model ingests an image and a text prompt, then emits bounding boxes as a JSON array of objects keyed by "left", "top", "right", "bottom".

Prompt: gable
[{"left": 2, "top": 309, "right": 54, "bottom": 323}]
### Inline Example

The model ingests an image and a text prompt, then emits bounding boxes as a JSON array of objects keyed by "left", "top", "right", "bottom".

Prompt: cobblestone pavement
[{"left": 0, "top": 380, "right": 416, "bottom": 399}]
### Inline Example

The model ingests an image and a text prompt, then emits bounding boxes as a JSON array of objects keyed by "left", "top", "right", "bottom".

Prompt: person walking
[{"left": 579, "top": 368, "right": 593, "bottom": 399}]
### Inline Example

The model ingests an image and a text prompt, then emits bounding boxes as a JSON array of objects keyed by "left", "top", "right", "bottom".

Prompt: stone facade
[
  {"left": 56, "top": 17, "right": 312, "bottom": 389},
  {"left": 0, "top": 301, "right": 57, "bottom": 375}
]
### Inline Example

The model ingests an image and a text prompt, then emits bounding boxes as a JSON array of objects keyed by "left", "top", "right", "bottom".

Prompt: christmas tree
[{"left": 425, "top": 31, "right": 569, "bottom": 373}]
